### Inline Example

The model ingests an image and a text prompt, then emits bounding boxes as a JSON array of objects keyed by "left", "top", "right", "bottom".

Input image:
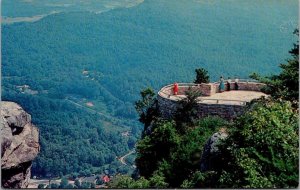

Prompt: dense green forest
[
  {"left": 2, "top": 0, "right": 298, "bottom": 180},
  {"left": 3, "top": 91, "right": 139, "bottom": 177}
]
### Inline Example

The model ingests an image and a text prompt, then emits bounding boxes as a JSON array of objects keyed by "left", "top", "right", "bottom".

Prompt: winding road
[{"left": 119, "top": 149, "right": 136, "bottom": 168}]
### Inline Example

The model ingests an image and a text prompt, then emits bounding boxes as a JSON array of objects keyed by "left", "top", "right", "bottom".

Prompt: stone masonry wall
[
  {"left": 157, "top": 95, "right": 245, "bottom": 121},
  {"left": 166, "top": 82, "right": 265, "bottom": 97},
  {"left": 158, "top": 82, "right": 265, "bottom": 121},
  {"left": 177, "top": 84, "right": 213, "bottom": 96}
]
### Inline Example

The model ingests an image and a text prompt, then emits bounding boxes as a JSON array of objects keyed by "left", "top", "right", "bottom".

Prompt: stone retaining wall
[
  {"left": 157, "top": 95, "right": 245, "bottom": 121},
  {"left": 158, "top": 82, "right": 265, "bottom": 120}
]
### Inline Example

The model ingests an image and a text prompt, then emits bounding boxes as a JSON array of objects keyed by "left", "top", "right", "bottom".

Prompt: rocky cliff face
[{"left": 1, "top": 101, "right": 40, "bottom": 188}]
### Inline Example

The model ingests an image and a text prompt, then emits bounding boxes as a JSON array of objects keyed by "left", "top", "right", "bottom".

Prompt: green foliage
[
  {"left": 74, "top": 179, "right": 81, "bottom": 188},
  {"left": 175, "top": 88, "right": 202, "bottom": 130},
  {"left": 194, "top": 68, "right": 210, "bottom": 84},
  {"left": 135, "top": 88, "right": 159, "bottom": 134},
  {"left": 134, "top": 95, "right": 298, "bottom": 188},
  {"left": 108, "top": 175, "right": 133, "bottom": 188},
  {"left": 250, "top": 29, "right": 299, "bottom": 104},
  {"left": 117, "top": 165, "right": 130, "bottom": 175},
  {"left": 217, "top": 99, "right": 299, "bottom": 188},
  {"left": 2, "top": 93, "right": 133, "bottom": 178},
  {"left": 160, "top": 117, "right": 226, "bottom": 187},
  {"left": 181, "top": 171, "right": 217, "bottom": 188},
  {"left": 127, "top": 137, "right": 136, "bottom": 149},
  {"left": 81, "top": 182, "right": 92, "bottom": 189},
  {"left": 96, "top": 178, "right": 103, "bottom": 185},
  {"left": 135, "top": 121, "right": 180, "bottom": 178},
  {"left": 59, "top": 177, "right": 69, "bottom": 188},
  {"left": 148, "top": 172, "right": 169, "bottom": 188},
  {"left": 135, "top": 117, "right": 226, "bottom": 187},
  {"left": 49, "top": 183, "right": 59, "bottom": 189},
  {"left": 108, "top": 172, "right": 168, "bottom": 188},
  {"left": 37, "top": 184, "right": 45, "bottom": 189},
  {"left": 108, "top": 175, "right": 150, "bottom": 188}
]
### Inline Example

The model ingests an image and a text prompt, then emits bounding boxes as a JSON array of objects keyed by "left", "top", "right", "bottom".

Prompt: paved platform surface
[{"left": 164, "top": 90, "right": 268, "bottom": 105}]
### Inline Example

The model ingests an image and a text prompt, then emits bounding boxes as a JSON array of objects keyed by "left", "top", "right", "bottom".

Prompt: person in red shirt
[
  {"left": 102, "top": 175, "right": 110, "bottom": 183},
  {"left": 173, "top": 82, "right": 179, "bottom": 95}
]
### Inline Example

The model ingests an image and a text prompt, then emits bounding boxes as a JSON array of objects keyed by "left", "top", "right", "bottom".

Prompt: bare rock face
[
  {"left": 200, "top": 128, "right": 228, "bottom": 172},
  {"left": 1, "top": 101, "right": 40, "bottom": 188}
]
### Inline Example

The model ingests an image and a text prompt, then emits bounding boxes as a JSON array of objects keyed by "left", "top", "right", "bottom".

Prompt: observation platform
[{"left": 157, "top": 80, "right": 268, "bottom": 120}]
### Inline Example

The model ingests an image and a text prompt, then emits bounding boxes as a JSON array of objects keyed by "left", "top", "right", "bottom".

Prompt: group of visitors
[
  {"left": 219, "top": 76, "right": 239, "bottom": 92},
  {"left": 172, "top": 76, "right": 239, "bottom": 95}
]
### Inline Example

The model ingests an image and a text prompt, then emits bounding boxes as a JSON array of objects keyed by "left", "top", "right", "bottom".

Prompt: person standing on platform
[
  {"left": 234, "top": 77, "right": 239, "bottom": 90},
  {"left": 173, "top": 82, "right": 179, "bottom": 95},
  {"left": 227, "top": 77, "right": 231, "bottom": 91},
  {"left": 219, "top": 76, "right": 225, "bottom": 93}
]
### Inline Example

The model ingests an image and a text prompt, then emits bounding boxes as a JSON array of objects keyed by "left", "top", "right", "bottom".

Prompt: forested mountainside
[{"left": 2, "top": 0, "right": 298, "bottom": 179}]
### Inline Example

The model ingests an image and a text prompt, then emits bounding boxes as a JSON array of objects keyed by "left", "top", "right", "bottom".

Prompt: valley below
[{"left": 1, "top": 0, "right": 298, "bottom": 186}]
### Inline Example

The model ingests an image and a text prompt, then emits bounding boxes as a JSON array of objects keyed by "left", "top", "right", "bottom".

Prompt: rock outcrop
[
  {"left": 1, "top": 101, "right": 40, "bottom": 188},
  {"left": 200, "top": 128, "right": 228, "bottom": 172}
]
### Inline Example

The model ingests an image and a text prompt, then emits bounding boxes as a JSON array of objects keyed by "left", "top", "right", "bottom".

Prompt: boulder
[
  {"left": 200, "top": 128, "right": 228, "bottom": 172},
  {"left": 1, "top": 101, "right": 40, "bottom": 188}
]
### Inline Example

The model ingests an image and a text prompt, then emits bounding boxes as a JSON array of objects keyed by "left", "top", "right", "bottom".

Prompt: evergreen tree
[
  {"left": 175, "top": 87, "right": 201, "bottom": 132},
  {"left": 194, "top": 68, "right": 210, "bottom": 84},
  {"left": 135, "top": 121, "right": 180, "bottom": 178},
  {"left": 135, "top": 88, "right": 160, "bottom": 135}
]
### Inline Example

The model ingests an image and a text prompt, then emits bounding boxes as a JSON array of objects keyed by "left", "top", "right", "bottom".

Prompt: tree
[
  {"left": 135, "top": 121, "right": 181, "bottom": 178},
  {"left": 250, "top": 29, "right": 299, "bottom": 104},
  {"left": 127, "top": 137, "right": 136, "bottom": 149},
  {"left": 216, "top": 99, "right": 299, "bottom": 188},
  {"left": 175, "top": 87, "right": 201, "bottom": 131},
  {"left": 96, "top": 178, "right": 104, "bottom": 185},
  {"left": 49, "top": 183, "right": 59, "bottom": 188},
  {"left": 118, "top": 165, "right": 130, "bottom": 174},
  {"left": 148, "top": 172, "right": 169, "bottom": 188},
  {"left": 59, "top": 177, "right": 69, "bottom": 188},
  {"left": 81, "top": 182, "right": 91, "bottom": 188},
  {"left": 74, "top": 179, "right": 81, "bottom": 188},
  {"left": 181, "top": 171, "right": 216, "bottom": 188},
  {"left": 194, "top": 68, "right": 210, "bottom": 84},
  {"left": 108, "top": 175, "right": 150, "bottom": 188},
  {"left": 71, "top": 173, "right": 79, "bottom": 180},
  {"left": 37, "top": 184, "right": 45, "bottom": 189},
  {"left": 108, "top": 175, "right": 133, "bottom": 188},
  {"left": 156, "top": 117, "right": 226, "bottom": 187},
  {"left": 135, "top": 88, "right": 160, "bottom": 135}
]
